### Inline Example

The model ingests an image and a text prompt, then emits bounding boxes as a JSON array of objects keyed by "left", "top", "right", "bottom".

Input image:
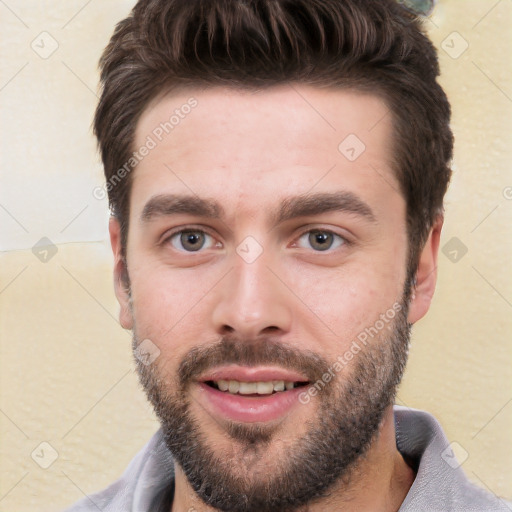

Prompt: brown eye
[
  {"left": 170, "top": 230, "right": 212, "bottom": 252},
  {"left": 309, "top": 231, "right": 333, "bottom": 251},
  {"left": 297, "top": 230, "right": 346, "bottom": 252}
]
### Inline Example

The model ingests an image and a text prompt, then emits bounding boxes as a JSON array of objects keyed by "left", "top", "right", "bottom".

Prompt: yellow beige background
[{"left": 0, "top": 1, "right": 511, "bottom": 510}]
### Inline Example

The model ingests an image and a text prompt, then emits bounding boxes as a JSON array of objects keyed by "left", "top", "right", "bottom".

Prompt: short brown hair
[{"left": 94, "top": 0, "right": 453, "bottom": 279}]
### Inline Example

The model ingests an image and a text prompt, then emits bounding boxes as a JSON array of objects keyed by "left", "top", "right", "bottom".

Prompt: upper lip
[{"left": 198, "top": 365, "right": 310, "bottom": 383}]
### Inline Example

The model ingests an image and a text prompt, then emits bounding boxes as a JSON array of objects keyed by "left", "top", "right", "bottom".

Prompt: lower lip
[{"left": 196, "top": 382, "right": 308, "bottom": 423}]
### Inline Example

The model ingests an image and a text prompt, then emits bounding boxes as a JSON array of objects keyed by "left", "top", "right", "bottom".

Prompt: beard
[{"left": 133, "top": 293, "right": 412, "bottom": 512}]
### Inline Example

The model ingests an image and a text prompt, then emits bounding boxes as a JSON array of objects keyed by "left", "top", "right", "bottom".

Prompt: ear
[
  {"left": 109, "top": 217, "right": 134, "bottom": 330},
  {"left": 407, "top": 215, "right": 443, "bottom": 324}
]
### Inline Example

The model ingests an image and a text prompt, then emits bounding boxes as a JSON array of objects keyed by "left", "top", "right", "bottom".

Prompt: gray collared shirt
[{"left": 64, "top": 406, "right": 511, "bottom": 511}]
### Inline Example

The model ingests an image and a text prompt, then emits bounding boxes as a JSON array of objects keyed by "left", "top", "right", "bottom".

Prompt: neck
[{"left": 171, "top": 406, "right": 415, "bottom": 512}]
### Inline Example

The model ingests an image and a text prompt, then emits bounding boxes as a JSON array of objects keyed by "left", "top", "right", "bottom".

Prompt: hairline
[{"left": 120, "top": 79, "right": 408, "bottom": 243}]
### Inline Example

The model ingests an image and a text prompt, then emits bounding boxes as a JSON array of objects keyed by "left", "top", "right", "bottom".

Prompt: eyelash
[
  {"left": 164, "top": 228, "right": 220, "bottom": 252},
  {"left": 294, "top": 230, "right": 348, "bottom": 252},
  {"left": 162, "top": 226, "right": 350, "bottom": 253}
]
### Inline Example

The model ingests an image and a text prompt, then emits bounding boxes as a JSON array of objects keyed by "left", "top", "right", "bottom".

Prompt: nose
[{"left": 211, "top": 252, "right": 293, "bottom": 339}]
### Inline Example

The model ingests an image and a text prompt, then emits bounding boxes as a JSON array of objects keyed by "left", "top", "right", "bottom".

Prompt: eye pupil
[
  {"left": 181, "top": 231, "right": 205, "bottom": 251},
  {"left": 309, "top": 231, "right": 333, "bottom": 251}
]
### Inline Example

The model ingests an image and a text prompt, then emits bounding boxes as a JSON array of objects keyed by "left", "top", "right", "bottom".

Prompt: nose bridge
[{"left": 212, "top": 250, "right": 293, "bottom": 337}]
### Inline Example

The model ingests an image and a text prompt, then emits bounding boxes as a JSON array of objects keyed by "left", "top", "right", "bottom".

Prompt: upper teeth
[{"left": 214, "top": 380, "right": 297, "bottom": 394}]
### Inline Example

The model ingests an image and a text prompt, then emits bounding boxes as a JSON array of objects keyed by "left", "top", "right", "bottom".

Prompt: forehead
[{"left": 131, "top": 84, "right": 401, "bottom": 221}]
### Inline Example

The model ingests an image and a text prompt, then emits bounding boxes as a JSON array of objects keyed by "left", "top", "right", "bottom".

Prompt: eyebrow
[
  {"left": 141, "top": 194, "right": 224, "bottom": 222},
  {"left": 140, "top": 191, "right": 376, "bottom": 225},
  {"left": 274, "top": 191, "right": 376, "bottom": 224}
]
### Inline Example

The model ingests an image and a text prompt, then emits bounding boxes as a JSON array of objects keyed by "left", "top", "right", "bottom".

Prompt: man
[{"left": 65, "top": 0, "right": 510, "bottom": 511}]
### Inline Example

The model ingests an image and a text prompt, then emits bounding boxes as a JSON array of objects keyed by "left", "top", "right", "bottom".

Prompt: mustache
[{"left": 177, "top": 336, "right": 332, "bottom": 388}]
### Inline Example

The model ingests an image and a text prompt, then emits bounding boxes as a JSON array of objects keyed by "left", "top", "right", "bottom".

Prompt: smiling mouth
[{"left": 204, "top": 380, "right": 309, "bottom": 396}]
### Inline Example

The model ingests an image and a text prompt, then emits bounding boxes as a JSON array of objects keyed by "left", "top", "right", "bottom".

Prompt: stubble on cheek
[{"left": 127, "top": 282, "right": 413, "bottom": 512}]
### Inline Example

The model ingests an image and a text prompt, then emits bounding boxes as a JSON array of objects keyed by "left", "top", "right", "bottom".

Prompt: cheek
[
  {"left": 129, "top": 264, "right": 217, "bottom": 343},
  {"left": 292, "top": 260, "right": 404, "bottom": 349}
]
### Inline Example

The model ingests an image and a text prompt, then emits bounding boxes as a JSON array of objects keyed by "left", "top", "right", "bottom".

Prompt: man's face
[{"left": 112, "top": 85, "right": 424, "bottom": 511}]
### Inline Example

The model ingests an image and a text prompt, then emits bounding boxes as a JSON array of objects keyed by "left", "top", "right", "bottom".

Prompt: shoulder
[
  {"left": 394, "top": 406, "right": 512, "bottom": 512},
  {"left": 62, "top": 429, "right": 174, "bottom": 512}
]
